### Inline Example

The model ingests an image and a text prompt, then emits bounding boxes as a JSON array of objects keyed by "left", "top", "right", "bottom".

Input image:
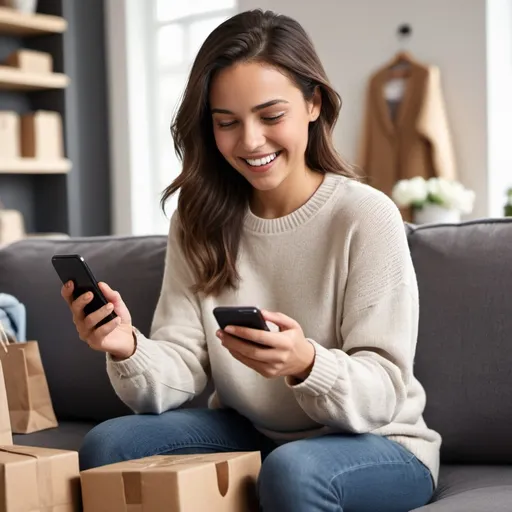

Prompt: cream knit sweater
[{"left": 107, "top": 173, "right": 442, "bottom": 485}]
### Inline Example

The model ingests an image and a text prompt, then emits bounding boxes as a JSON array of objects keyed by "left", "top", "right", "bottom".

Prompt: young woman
[{"left": 63, "top": 9, "right": 440, "bottom": 512}]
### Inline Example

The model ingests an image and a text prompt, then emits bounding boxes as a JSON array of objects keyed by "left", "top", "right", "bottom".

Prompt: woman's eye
[
  {"left": 262, "top": 113, "right": 285, "bottom": 123},
  {"left": 217, "top": 120, "right": 237, "bottom": 128}
]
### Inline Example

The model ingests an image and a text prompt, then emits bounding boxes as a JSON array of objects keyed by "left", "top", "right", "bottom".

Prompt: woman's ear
[{"left": 308, "top": 86, "right": 322, "bottom": 122}]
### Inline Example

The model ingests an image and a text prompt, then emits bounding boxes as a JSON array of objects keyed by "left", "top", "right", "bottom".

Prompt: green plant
[{"left": 505, "top": 187, "right": 512, "bottom": 217}]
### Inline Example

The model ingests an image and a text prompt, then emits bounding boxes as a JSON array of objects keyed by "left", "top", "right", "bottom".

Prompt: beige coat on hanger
[{"left": 357, "top": 56, "right": 457, "bottom": 214}]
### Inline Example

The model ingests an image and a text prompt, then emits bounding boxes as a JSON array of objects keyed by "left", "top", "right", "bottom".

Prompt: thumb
[
  {"left": 98, "top": 282, "right": 131, "bottom": 324},
  {"left": 261, "top": 310, "right": 299, "bottom": 331}
]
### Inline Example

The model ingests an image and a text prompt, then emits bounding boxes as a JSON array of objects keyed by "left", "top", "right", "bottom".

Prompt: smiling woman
[
  {"left": 162, "top": 11, "right": 358, "bottom": 295},
  {"left": 74, "top": 9, "right": 441, "bottom": 512}
]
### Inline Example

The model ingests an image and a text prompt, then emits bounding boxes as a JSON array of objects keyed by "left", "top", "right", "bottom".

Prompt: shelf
[
  {"left": 0, "top": 158, "right": 71, "bottom": 174},
  {"left": 0, "top": 65, "right": 68, "bottom": 90},
  {"left": 0, "top": 7, "right": 66, "bottom": 36}
]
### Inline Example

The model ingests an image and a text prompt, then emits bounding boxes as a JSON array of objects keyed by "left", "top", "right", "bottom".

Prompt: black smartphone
[
  {"left": 213, "top": 306, "right": 270, "bottom": 332},
  {"left": 51, "top": 254, "right": 117, "bottom": 328}
]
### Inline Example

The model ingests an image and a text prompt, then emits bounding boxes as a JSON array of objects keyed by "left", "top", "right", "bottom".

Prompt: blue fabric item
[
  {"left": 79, "top": 408, "right": 434, "bottom": 511},
  {"left": 0, "top": 293, "right": 26, "bottom": 342}
]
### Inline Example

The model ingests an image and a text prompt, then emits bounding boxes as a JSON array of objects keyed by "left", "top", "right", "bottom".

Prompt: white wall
[
  {"left": 239, "top": 0, "right": 493, "bottom": 219},
  {"left": 487, "top": 0, "right": 512, "bottom": 217}
]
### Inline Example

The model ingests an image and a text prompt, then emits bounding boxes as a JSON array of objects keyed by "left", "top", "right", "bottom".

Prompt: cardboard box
[
  {"left": 0, "top": 111, "right": 20, "bottom": 159},
  {"left": 21, "top": 111, "right": 64, "bottom": 160},
  {"left": 0, "top": 445, "right": 81, "bottom": 512},
  {"left": 0, "top": 209, "right": 25, "bottom": 246},
  {"left": 3, "top": 49, "right": 53, "bottom": 74},
  {"left": 81, "top": 451, "right": 262, "bottom": 512}
]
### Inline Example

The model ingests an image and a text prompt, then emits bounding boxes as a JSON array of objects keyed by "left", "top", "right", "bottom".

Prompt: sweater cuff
[
  {"left": 106, "top": 327, "right": 152, "bottom": 378},
  {"left": 285, "top": 339, "right": 340, "bottom": 396}
]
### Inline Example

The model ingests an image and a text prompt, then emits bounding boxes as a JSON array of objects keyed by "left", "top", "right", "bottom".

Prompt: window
[
  {"left": 106, "top": 0, "right": 237, "bottom": 235},
  {"left": 150, "top": 0, "right": 237, "bottom": 234}
]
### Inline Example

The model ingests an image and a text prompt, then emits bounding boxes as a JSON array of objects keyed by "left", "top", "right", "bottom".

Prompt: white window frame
[{"left": 104, "top": 0, "right": 237, "bottom": 235}]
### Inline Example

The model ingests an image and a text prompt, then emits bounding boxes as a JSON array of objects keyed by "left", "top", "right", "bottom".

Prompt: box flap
[{"left": 82, "top": 452, "right": 257, "bottom": 475}]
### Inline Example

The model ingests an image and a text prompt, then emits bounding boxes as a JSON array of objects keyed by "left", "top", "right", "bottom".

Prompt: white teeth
[{"left": 244, "top": 152, "right": 278, "bottom": 167}]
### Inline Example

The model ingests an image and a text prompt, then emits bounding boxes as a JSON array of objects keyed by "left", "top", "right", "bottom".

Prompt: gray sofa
[{"left": 0, "top": 218, "right": 511, "bottom": 511}]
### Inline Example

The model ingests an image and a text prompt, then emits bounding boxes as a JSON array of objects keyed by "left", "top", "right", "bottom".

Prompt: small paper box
[
  {"left": 80, "top": 451, "right": 262, "bottom": 512},
  {"left": 21, "top": 111, "right": 64, "bottom": 160},
  {"left": 0, "top": 209, "right": 25, "bottom": 247},
  {"left": 3, "top": 49, "right": 53, "bottom": 74},
  {"left": 0, "top": 111, "right": 20, "bottom": 159},
  {"left": 0, "top": 445, "right": 81, "bottom": 512}
]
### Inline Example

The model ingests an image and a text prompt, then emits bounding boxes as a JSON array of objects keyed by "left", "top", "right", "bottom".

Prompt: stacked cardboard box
[
  {"left": 0, "top": 358, "right": 81, "bottom": 511},
  {"left": 0, "top": 446, "right": 81, "bottom": 512}
]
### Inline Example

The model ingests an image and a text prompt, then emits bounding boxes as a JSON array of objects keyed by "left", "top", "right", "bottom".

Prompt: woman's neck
[{"left": 250, "top": 169, "right": 325, "bottom": 219}]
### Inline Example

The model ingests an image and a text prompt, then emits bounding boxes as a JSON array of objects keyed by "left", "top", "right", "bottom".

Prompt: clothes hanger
[
  {"left": 382, "top": 24, "right": 415, "bottom": 103},
  {"left": 387, "top": 24, "right": 415, "bottom": 78}
]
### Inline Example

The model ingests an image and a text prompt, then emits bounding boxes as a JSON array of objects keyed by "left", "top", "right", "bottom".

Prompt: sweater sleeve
[
  {"left": 286, "top": 193, "right": 419, "bottom": 433},
  {"left": 106, "top": 212, "right": 209, "bottom": 414}
]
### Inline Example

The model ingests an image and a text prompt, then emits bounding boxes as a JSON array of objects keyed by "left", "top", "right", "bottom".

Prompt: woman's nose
[{"left": 240, "top": 122, "right": 265, "bottom": 152}]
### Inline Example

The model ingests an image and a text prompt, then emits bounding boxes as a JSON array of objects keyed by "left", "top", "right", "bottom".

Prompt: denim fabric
[{"left": 80, "top": 408, "right": 433, "bottom": 511}]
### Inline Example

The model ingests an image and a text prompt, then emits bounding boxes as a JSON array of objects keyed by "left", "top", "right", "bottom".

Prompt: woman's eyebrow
[{"left": 211, "top": 99, "right": 289, "bottom": 115}]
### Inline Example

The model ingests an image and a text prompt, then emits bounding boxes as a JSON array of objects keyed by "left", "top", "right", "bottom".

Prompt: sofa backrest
[
  {"left": 0, "top": 218, "right": 511, "bottom": 464},
  {"left": 407, "top": 219, "right": 512, "bottom": 464},
  {"left": 0, "top": 235, "right": 169, "bottom": 422}
]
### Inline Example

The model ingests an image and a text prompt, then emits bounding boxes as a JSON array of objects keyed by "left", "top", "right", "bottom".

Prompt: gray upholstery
[
  {"left": 0, "top": 235, "right": 167, "bottom": 422},
  {"left": 409, "top": 220, "right": 512, "bottom": 464},
  {"left": 413, "top": 465, "right": 512, "bottom": 511},
  {"left": 13, "top": 421, "right": 97, "bottom": 451},
  {"left": 1, "top": 217, "right": 512, "bottom": 511}
]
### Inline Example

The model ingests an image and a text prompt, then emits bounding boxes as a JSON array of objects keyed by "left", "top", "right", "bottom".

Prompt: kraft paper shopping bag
[{"left": 0, "top": 329, "right": 57, "bottom": 434}]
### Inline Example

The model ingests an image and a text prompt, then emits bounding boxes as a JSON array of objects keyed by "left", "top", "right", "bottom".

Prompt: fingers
[
  {"left": 60, "top": 280, "right": 74, "bottom": 305},
  {"left": 70, "top": 290, "right": 93, "bottom": 321},
  {"left": 98, "top": 282, "right": 132, "bottom": 324},
  {"left": 97, "top": 281, "right": 118, "bottom": 302},
  {"left": 87, "top": 316, "right": 122, "bottom": 347},
  {"left": 222, "top": 325, "right": 277, "bottom": 347},
  {"left": 218, "top": 331, "right": 279, "bottom": 362},
  {"left": 260, "top": 310, "right": 298, "bottom": 330},
  {"left": 226, "top": 345, "right": 281, "bottom": 379},
  {"left": 83, "top": 302, "right": 116, "bottom": 332}
]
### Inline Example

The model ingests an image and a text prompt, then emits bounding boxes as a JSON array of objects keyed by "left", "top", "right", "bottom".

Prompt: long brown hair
[{"left": 162, "top": 9, "right": 359, "bottom": 296}]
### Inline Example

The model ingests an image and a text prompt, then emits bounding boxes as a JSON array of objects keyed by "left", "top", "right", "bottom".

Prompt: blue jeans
[{"left": 80, "top": 408, "right": 434, "bottom": 512}]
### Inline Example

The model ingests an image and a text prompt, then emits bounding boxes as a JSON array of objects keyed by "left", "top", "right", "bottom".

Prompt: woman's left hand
[{"left": 216, "top": 310, "right": 315, "bottom": 381}]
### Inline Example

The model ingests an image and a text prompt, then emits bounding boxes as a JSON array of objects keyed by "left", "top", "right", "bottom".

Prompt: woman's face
[{"left": 209, "top": 61, "right": 320, "bottom": 192}]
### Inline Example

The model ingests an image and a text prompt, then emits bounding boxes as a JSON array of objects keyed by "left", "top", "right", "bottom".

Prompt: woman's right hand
[{"left": 61, "top": 281, "right": 136, "bottom": 360}]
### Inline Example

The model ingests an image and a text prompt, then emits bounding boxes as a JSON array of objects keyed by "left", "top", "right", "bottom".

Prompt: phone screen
[{"left": 52, "top": 254, "right": 117, "bottom": 326}]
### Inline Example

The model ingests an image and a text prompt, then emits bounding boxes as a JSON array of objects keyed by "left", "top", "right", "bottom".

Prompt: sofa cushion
[
  {"left": 0, "top": 235, "right": 167, "bottom": 422},
  {"left": 413, "top": 465, "right": 512, "bottom": 511},
  {"left": 408, "top": 219, "right": 512, "bottom": 464},
  {"left": 13, "top": 421, "right": 97, "bottom": 451}
]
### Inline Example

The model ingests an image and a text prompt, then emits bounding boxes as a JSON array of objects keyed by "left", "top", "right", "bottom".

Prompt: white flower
[
  {"left": 392, "top": 177, "right": 427, "bottom": 207},
  {"left": 393, "top": 176, "right": 475, "bottom": 214},
  {"left": 427, "top": 178, "right": 453, "bottom": 206},
  {"left": 427, "top": 177, "right": 475, "bottom": 214}
]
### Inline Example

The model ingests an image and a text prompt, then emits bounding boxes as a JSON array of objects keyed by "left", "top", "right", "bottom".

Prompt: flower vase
[{"left": 413, "top": 204, "right": 460, "bottom": 225}]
